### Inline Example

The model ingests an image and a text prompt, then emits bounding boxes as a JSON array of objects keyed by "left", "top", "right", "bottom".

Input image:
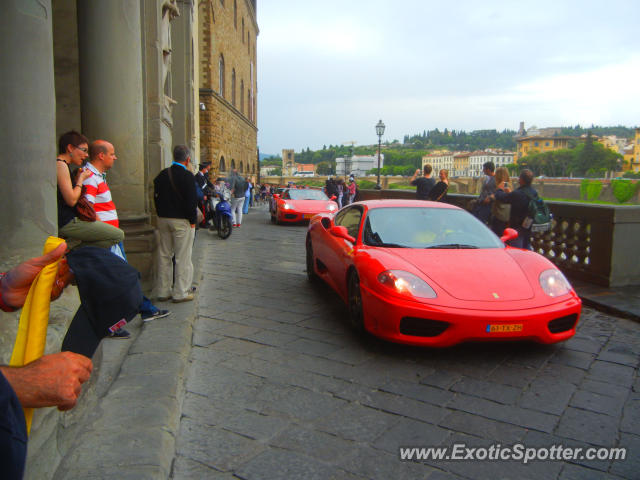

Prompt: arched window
[
  {"left": 242, "top": 18, "right": 245, "bottom": 42},
  {"left": 247, "top": 90, "right": 251, "bottom": 122},
  {"left": 247, "top": 34, "right": 250, "bottom": 54},
  {"left": 231, "top": 159, "right": 236, "bottom": 170},
  {"left": 218, "top": 54, "right": 225, "bottom": 97},
  {"left": 240, "top": 161, "right": 244, "bottom": 173},
  {"left": 219, "top": 156, "right": 226, "bottom": 172},
  {"left": 240, "top": 80, "right": 244, "bottom": 114},
  {"left": 231, "top": 69, "right": 236, "bottom": 106},
  {"left": 233, "top": 0, "right": 237, "bottom": 28}
]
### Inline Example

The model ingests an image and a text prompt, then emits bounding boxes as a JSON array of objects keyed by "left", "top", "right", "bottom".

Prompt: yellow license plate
[
  {"left": 487, "top": 324, "right": 523, "bottom": 333},
  {"left": 303, "top": 214, "right": 314, "bottom": 219}
]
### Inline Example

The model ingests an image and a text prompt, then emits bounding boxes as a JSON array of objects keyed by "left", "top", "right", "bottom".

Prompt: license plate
[
  {"left": 486, "top": 323, "right": 523, "bottom": 333},
  {"left": 303, "top": 214, "right": 314, "bottom": 219}
]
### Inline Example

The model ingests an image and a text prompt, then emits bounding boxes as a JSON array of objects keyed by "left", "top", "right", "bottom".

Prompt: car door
[{"left": 324, "top": 206, "right": 363, "bottom": 296}]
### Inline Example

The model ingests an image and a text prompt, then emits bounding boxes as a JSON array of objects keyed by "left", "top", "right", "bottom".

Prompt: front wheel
[
  {"left": 347, "top": 271, "right": 365, "bottom": 334},
  {"left": 306, "top": 237, "right": 319, "bottom": 283},
  {"left": 218, "top": 216, "right": 232, "bottom": 239}
]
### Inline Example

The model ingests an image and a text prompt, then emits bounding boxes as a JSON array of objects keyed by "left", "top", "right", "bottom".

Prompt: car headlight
[
  {"left": 377, "top": 270, "right": 437, "bottom": 299},
  {"left": 328, "top": 204, "right": 338, "bottom": 211},
  {"left": 539, "top": 269, "right": 572, "bottom": 297},
  {"left": 283, "top": 203, "right": 292, "bottom": 210}
]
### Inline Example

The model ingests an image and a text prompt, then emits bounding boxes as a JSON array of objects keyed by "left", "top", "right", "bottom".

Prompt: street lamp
[{"left": 375, "top": 119, "right": 385, "bottom": 189}]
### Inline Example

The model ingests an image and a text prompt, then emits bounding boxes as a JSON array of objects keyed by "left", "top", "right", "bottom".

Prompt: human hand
[
  {"left": 78, "top": 168, "right": 92, "bottom": 182},
  {"left": 0, "top": 351, "right": 93, "bottom": 410},
  {"left": 1, "top": 242, "right": 68, "bottom": 309}
]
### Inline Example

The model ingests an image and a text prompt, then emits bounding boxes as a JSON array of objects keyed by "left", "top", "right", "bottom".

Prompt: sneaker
[
  {"left": 156, "top": 296, "right": 171, "bottom": 302},
  {"left": 172, "top": 293, "right": 194, "bottom": 303},
  {"left": 108, "top": 329, "right": 131, "bottom": 339},
  {"left": 141, "top": 309, "right": 171, "bottom": 322}
]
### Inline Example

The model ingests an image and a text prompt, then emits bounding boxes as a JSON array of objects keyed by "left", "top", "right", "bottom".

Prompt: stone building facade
[
  {"left": 199, "top": 0, "right": 259, "bottom": 178},
  {"left": 0, "top": 1, "right": 200, "bottom": 477}
]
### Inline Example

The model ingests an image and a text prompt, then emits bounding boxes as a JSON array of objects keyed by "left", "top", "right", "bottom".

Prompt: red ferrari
[
  {"left": 271, "top": 188, "right": 338, "bottom": 224},
  {"left": 306, "top": 200, "right": 582, "bottom": 347}
]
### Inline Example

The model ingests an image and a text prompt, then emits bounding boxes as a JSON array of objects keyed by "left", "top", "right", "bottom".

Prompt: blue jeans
[
  {"left": 508, "top": 227, "right": 532, "bottom": 250},
  {"left": 117, "top": 242, "right": 158, "bottom": 315}
]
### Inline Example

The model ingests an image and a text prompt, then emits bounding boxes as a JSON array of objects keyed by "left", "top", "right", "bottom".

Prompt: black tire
[
  {"left": 218, "top": 216, "right": 232, "bottom": 239},
  {"left": 347, "top": 270, "right": 365, "bottom": 334},
  {"left": 270, "top": 213, "right": 276, "bottom": 224},
  {"left": 306, "top": 237, "right": 319, "bottom": 283}
]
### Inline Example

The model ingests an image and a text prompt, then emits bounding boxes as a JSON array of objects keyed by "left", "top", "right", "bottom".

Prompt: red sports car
[
  {"left": 306, "top": 200, "right": 581, "bottom": 347},
  {"left": 271, "top": 188, "right": 338, "bottom": 224}
]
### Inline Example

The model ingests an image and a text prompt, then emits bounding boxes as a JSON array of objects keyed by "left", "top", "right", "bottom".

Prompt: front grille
[
  {"left": 284, "top": 213, "right": 297, "bottom": 219},
  {"left": 547, "top": 314, "right": 578, "bottom": 333},
  {"left": 400, "top": 317, "right": 449, "bottom": 337}
]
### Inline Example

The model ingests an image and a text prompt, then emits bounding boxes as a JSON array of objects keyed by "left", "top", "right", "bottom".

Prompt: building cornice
[{"left": 200, "top": 88, "right": 258, "bottom": 132}]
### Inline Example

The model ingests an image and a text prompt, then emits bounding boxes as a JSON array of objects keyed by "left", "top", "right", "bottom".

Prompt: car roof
[{"left": 353, "top": 199, "right": 461, "bottom": 210}]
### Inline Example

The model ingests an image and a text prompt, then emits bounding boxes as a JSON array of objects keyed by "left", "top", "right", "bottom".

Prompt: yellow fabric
[{"left": 10, "top": 236, "right": 65, "bottom": 434}]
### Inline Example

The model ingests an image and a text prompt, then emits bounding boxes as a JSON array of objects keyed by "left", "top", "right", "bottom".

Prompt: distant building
[
  {"left": 516, "top": 135, "right": 572, "bottom": 162},
  {"left": 422, "top": 151, "right": 455, "bottom": 175},
  {"left": 468, "top": 150, "right": 515, "bottom": 177},
  {"left": 630, "top": 128, "right": 640, "bottom": 173},
  {"left": 294, "top": 163, "right": 315, "bottom": 176},
  {"left": 336, "top": 154, "right": 384, "bottom": 177},
  {"left": 453, "top": 152, "right": 471, "bottom": 177},
  {"left": 282, "top": 149, "right": 295, "bottom": 176}
]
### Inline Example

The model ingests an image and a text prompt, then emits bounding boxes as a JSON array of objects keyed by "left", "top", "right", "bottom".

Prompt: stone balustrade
[{"left": 356, "top": 189, "right": 640, "bottom": 287}]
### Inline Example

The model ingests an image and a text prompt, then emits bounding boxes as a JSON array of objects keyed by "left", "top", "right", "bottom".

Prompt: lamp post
[{"left": 375, "top": 119, "right": 385, "bottom": 189}]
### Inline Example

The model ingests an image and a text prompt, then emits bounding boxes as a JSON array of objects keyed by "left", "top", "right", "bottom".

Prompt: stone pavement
[{"left": 55, "top": 203, "right": 640, "bottom": 480}]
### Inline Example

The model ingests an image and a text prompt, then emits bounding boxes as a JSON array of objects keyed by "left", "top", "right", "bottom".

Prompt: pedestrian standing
[
  {"left": 410, "top": 164, "right": 436, "bottom": 200},
  {"left": 153, "top": 145, "right": 198, "bottom": 303}
]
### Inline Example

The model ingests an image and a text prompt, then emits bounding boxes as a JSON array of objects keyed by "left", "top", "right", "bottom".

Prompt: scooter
[{"left": 207, "top": 186, "right": 233, "bottom": 239}]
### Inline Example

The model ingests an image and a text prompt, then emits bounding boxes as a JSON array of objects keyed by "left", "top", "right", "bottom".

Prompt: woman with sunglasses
[{"left": 56, "top": 130, "right": 124, "bottom": 249}]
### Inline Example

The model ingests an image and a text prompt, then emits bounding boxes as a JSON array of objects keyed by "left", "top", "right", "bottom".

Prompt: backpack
[
  {"left": 523, "top": 190, "right": 552, "bottom": 232},
  {"left": 233, "top": 177, "right": 247, "bottom": 197}
]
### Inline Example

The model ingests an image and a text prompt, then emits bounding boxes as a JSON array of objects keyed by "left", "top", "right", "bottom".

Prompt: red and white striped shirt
[{"left": 83, "top": 162, "right": 119, "bottom": 227}]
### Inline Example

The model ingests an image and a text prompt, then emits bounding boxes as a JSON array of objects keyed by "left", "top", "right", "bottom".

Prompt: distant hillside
[{"left": 259, "top": 153, "right": 276, "bottom": 162}]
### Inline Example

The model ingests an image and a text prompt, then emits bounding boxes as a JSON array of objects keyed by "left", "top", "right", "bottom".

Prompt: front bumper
[{"left": 361, "top": 283, "right": 582, "bottom": 347}]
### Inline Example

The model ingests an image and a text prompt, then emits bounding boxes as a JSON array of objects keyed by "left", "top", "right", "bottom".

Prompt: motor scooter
[{"left": 208, "top": 186, "right": 233, "bottom": 239}]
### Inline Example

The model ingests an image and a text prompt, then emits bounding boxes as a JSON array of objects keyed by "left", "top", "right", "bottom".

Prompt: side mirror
[
  {"left": 500, "top": 228, "right": 518, "bottom": 243},
  {"left": 329, "top": 195, "right": 337, "bottom": 201},
  {"left": 273, "top": 194, "right": 280, "bottom": 199},
  {"left": 330, "top": 226, "right": 356, "bottom": 244}
]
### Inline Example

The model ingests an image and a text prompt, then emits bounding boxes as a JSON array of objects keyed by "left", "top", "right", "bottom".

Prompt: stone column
[
  {"left": 77, "top": 1, "right": 146, "bottom": 216},
  {"left": 0, "top": 0, "right": 57, "bottom": 269}
]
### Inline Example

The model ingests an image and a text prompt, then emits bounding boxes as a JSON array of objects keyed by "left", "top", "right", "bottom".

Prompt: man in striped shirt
[{"left": 84, "top": 140, "right": 170, "bottom": 330}]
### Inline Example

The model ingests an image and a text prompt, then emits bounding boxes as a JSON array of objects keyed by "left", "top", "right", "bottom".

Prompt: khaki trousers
[
  {"left": 59, "top": 217, "right": 124, "bottom": 249},
  {"left": 156, "top": 217, "right": 194, "bottom": 300}
]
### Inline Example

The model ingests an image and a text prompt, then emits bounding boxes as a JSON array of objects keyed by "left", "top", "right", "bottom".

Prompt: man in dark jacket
[
  {"left": 410, "top": 164, "right": 436, "bottom": 200},
  {"left": 494, "top": 169, "right": 537, "bottom": 250},
  {"left": 153, "top": 145, "right": 198, "bottom": 302}
]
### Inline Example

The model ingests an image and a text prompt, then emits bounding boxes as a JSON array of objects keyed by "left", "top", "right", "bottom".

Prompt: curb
[{"left": 50, "top": 236, "right": 205, "bottom": 480}]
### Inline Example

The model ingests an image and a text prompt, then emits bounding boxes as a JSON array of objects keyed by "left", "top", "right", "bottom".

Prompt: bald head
[{"left": 89, "top": 140, "right": 117, "bottom": 172}]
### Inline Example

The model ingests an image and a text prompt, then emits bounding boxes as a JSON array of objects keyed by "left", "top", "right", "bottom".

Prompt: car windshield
[
  {"left": 285, "top": 189, "right": 328, "bottom": 201},
  {"left": 363, "top": 207, "right": 504, "bottom": 249}
]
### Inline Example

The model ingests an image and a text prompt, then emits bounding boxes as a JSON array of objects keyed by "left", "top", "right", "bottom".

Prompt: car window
[
  {"left": 288, "top": 189, "right": 328, "bottom": 200},
  {"left": 334, "top": 206, "right": 363, "bottom": 239},
  {"left": 363, "top": 207, "right": 503, "bottom": 249}
]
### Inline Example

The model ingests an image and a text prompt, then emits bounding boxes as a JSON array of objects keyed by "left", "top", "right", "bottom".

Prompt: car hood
[
  {"left": 381, "top": 248, "right": 535, "bottom": 301},
  {"left": 285, "top": 199, "right": 336, "bottom": 212}
]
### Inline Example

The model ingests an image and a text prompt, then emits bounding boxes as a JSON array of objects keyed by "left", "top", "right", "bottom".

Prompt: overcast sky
[{"left": 256, "top": 0, "right": 639, "bottom": 155}]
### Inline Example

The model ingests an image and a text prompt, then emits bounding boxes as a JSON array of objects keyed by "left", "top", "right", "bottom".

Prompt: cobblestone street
[{"left": 171, "top": 204, "right": 639, "bottom": 480}]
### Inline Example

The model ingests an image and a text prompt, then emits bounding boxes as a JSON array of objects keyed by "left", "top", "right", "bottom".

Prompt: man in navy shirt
[{"left": 410, "top": 164, "right": 436, "bottom": 200}]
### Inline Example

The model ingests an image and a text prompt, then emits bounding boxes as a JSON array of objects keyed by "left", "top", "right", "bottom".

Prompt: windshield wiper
[
  {"left": 370, "top": 242, "right": 408, "bottom": 248},
  {"left": 425, "top": 244, "right": 478, "bottom": 249}
]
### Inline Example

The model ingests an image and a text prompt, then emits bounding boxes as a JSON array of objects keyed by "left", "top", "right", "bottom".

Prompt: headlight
[
  {"left": 539, "top": 269, "right": 572, "bottom": 297},
  {"left": 377, "top": 270, "right": 437, "bottom": 299},
  {"left": 283, "top": 203, "right": 292, "bottom": 210},
  {"left": 328, "top": 204, "right": 338, "bottom": 211}
]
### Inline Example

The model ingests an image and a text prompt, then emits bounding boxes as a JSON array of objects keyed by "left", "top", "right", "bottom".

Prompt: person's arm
[
  {"left": 1, "top": 242, "right": 69, "bottom": 310},
  {"left": 57, "top": 162, "right": 91, "bottom": 207},
  {"left": 0, "top": 352, "right": 92, "bottom": 410},
  {"left": 410, "top": 169, "right": 420, "bottom": 185},
  {"left": 184, "top": 171, "right": 198, "bottom": 227}
]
